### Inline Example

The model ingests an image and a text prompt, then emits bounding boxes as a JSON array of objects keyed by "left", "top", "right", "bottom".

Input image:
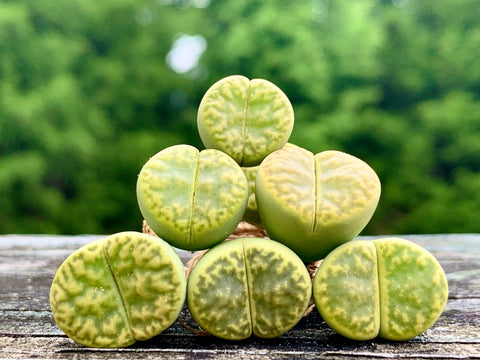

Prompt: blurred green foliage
[{"left": 0, "top": 0, "right": 479, "bottom": 235}]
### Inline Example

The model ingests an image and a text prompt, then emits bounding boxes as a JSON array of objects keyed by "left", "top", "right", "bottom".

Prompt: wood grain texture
[{"left": 1, "top": 234, "right": 479, "bottom": 359}]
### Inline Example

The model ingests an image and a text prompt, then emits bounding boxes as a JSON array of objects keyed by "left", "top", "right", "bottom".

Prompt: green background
[{"left": 1, "top": 0, "right": 479, "bottom": 235}]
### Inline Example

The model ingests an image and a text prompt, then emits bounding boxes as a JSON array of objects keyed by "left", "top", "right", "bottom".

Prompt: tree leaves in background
[{"left": 0, "top": 0, "right": 478, "bottom": 235}]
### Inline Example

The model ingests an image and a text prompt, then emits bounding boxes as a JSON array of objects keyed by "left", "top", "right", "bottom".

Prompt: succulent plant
[
  {"left": 187, "top": 237, "right": 312, "bottom": 340},
  {"left": 197, "top": 75, "right": 294, "bottom": 167},
  {"left": 255, "top": 146, "right": 381, "bottom": 262},
  {"left": 313, "top": 237, "right": 448, "bottom": 341},
  {"left": 49, "top": 232, "right": 186, "bottom": 348},
  {"left": 136, "top": 144, "right": 249, "bottom": 251}
]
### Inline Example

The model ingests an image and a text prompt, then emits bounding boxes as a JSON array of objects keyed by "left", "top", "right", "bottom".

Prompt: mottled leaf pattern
[
  {"left": 197, "top": 75, "right": 294, "bottom": 166},
  {"left": 256, "top": 147, "right": 381, "bottom": 262},
  {"left": 137, "top": 145, "right": 248, "bottom": 251},
  {"left": 313, "top": 238, "right": 448, "bottom": 341},
  {"left": 50, "top": 232, "right": 186, "bottom": 347},
  {"left": 187, "top": 238, "right": 311, "bottom": 340}
]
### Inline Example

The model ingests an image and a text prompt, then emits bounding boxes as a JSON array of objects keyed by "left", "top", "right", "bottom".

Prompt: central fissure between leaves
[
  {"left": 241, "top": 239, "right": 254, "bottom": 335},
  {"left": 373, "top": 241, "right": 383, "bottom": 338},
  {"left": 102, "top": 245, "right": 136, "bottom": 341},
  {"left": 188, "top": 151, "right": 200, "bottom": 246}
]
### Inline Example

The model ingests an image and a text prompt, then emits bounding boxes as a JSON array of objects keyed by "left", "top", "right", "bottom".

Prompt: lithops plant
[
  {"left": 49, "top": 232, "right": 186, "bottom": 348},
  {"left": 313, "top": 237, "right": 448, "bottom": 341},
  {"left": 197, "top": 75, "right": 294, "bottom": 167},
  {"left": 187, "top": 237, "right": 312, "bottom": 340},
  {"left": 256, "top": 146, "right": 381, "bottom": 262},
  {"left": 137, "top": 144, "right": 249, "bottom": 251}
]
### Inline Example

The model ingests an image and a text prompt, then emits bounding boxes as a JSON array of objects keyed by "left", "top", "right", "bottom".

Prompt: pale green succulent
[
  {"left": 136, "top": 144, "right": 248, "bottom": 251},
  {"left": 49, "top": 232, "right": 186, "bottom": 348},
  {"left": 256, "top": 146, "right": 381, "bottom": 262},
  {"left": 241, "top": 143, "right": 300, "bottom": 228},
  {"left": 187, "top": 237, "right": 311, "bottom": 340},
  {"left": 313, "top": 237, "right": 448, "bottom": 341},
  {"left": 197, "top": 75, "right": 294, "bottom": 167}
]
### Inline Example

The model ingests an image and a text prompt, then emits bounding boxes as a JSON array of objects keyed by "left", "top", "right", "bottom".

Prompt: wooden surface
[{"left": 0, "top": 234, "right": 479, "bottom": 359}]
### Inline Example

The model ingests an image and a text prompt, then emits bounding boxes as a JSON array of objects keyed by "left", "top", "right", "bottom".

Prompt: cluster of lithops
[{"left": 50, "top": 75, "right": 448, "bottom": 348}]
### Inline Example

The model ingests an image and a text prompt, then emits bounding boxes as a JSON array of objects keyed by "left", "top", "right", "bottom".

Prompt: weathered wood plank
[
  {"left": 0, "top": 234, "right": 479, "bottom": 359},
  {"left": 2, "top": 335, "right": 480, "bottom": 360},
  {"left": 1, "top": 296, "right": 479, "bottom": 338},
  {"left": 1, "top": 298, "right": 479, "bottom": 339}
]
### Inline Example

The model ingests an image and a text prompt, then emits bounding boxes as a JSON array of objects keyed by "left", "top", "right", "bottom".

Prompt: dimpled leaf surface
[
  {"left": 50, "top": 232, "right": 187, "bottom": 348},
  {"left": 313, "top": 241, "right": 380, "bottom": 340},
  {"left": 313, "top": 238, "right": 448, "bottom": 341},
  {"left": 187, "top": 240, "right": 252, "bottom": 340},
  {"left": 256, "top": 147, "right": 381, "bottom": 262},
  {"left": 50, "top": 239, "right": 134, "bottom": 348},
  {"left": 192, "top": 149, "right": 248, "bottom": 247},
  {"left": 375, "top": 238, "right": 449, "bottom": 341},
  {"left": 197, "top": 75, "right": 294, "bottom": 167},
  {"left": 187, "top": 238, "right": 311, "bottom": 340},
  {"left": 243, "top": 238, "right": 312, "bottom": 338},
  {"left": 103, "top": 232, "right": 186, "bottom": 341},
  {"left": 137, "top": 144, "right": 248, "bottom": 251}
]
